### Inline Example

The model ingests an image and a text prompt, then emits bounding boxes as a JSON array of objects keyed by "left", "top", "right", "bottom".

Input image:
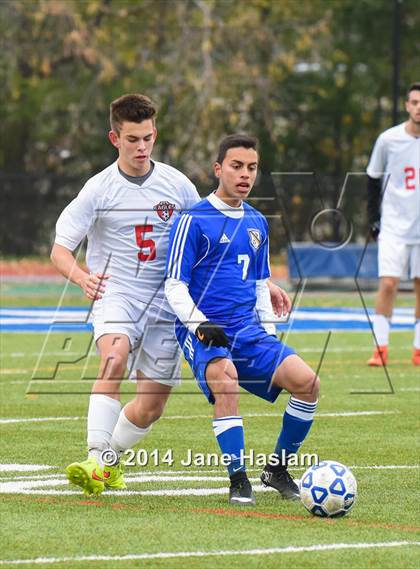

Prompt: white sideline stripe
[
  {"left": 399, "top": 388, "right": 420, "bottom": 392},
  {"left": 0, "top": 487, "right": 273, "bottom": 497},
  {"left": 0, "top": 464, "right": 418, "bottom": 483},
  {"left": 0, "top": 411, "right": 399, "bottom": 425},
  {"left": 0, "top": 464, "right": 54, "bottom": 472},
  {"left": 0, "top": 541, "right": 419, "bottom": 565},
  {"left": 0, "top": 417, "right": 81, "bottom": 425},
  {"left": 2, "top": 466, "right": 419, "bottom": 494},
  {"left": 0, "top": 411, "right": 398, "bottom": 425}
]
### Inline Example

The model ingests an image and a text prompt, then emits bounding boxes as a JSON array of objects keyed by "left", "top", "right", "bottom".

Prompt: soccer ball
[{"left": 299, "top": 460, "right": 357, "bottom": 518}]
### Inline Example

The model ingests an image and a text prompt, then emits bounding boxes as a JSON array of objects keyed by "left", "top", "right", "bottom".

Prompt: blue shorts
[{"left": 176, "top": 322, "right": 295, "bottom": 404}]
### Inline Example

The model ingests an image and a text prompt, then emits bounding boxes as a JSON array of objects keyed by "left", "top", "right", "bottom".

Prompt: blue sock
[
  {"left": 212, "top": 416, "right": 245, "bottom": 477},
  {"left": 275, "top": 397, "right": 317, "bottom": 461}
]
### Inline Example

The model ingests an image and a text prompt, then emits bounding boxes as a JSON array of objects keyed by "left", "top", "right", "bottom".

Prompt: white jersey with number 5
[
  {"left": 55, "top": 160, "right": 200, "bottom": 310},
  {"left": 367, "top": 122, "right": 420, "bottom": 243}
]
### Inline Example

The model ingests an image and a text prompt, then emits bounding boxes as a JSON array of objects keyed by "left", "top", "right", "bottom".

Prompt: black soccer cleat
[
  {"left": 229, "top": 474, "right": 256, "bottom": 506},
  {"left": 261, "top": 465, "right": 300, "bottom": 501}
]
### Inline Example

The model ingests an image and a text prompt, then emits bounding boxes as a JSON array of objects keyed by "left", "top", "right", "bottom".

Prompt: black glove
[
  {"left": 370, "top": 220, "right": 380, "bottom": 241},
  {"left": 195, "top": 321, "right": 229, "bottom": 347},
  {"left": 367, "top": 176, "right": 382, "bottom": 241}
]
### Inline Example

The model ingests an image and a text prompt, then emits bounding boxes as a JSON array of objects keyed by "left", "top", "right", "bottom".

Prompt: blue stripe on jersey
[{"left": 167, "top": 214, "right": 192, "bottom": 279}]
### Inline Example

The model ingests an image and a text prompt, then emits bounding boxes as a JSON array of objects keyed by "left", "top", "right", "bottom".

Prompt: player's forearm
[
  {"left": 256, "top": 279, "right": 276, "bottom": 335},
  {"left": 50, "top": 243, "right": 88, "bottom": 288},
  {"left": 164, "top": 278, "right": 207, "bottom": 333}
]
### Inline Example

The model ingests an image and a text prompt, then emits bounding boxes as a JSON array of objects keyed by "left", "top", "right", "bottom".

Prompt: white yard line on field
[
  {"left": 0, "top": 417, "right": 82, "bottom": 424},
  {"left": 1, "top": 464, "right": 418, "bottom": 483},
  {"left": 0, "top": 464, "right": 55, "bottom": 472},
  {"left": 0, "top": 410, "right": 399, "bottom": 425},
  {"left": 0, "top": 541, "right": 419, "bottom": 565}
]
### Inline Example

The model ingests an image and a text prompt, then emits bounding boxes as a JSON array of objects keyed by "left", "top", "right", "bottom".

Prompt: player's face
[
  {"left": 109, "top": 120, "right": 157, "bottom": 176},
  {"left": 406, "top": 90, "right": 420, "bottom": 125},
  {"left": 214, "top": 147, "right": 258, "bottom": 206}
]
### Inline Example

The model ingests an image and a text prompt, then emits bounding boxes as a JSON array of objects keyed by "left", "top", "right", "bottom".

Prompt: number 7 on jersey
[{"left": 237, "top": 254, "right": 250, "bottom": 280}]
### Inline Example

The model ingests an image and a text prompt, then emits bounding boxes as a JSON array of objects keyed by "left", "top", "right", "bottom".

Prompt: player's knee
[
  {"left": 206, "top": 359, "right": 238, "bottom": 384},
  {"left": 381, "top": 278, "right": 398, "bottom": 296},
  {"left": 298, "top": 373, "right": 320, "bottom": 401},
  {"left": 100, "top": 351, "right": 126, "bottom": 379}
]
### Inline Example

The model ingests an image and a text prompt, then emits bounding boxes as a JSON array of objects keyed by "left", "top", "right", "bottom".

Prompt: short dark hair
[
  {"left": 406, "top": 82, "right": 420, "bottom": 99},
  {"left": 216, "top": 134, "right": 258, "bottom": 164},
  {"left": 110, "top": 94, "right": 157, "bottom": 134}
]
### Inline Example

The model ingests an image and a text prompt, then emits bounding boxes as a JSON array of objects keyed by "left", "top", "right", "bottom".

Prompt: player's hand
[
  {"left": 370, "top": 221, "right": 380, "bottom": 242},
  {"left": 267, "top": 281, "right": 291, "bottom": 317},
  {"left": 195, "top": 321, "right": 229, "bottom": 348},
  {"left": 80, "top": 272, "right": 110, "bottom": 301}
]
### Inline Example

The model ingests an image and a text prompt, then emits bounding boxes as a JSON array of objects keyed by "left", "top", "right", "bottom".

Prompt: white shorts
[
  {"left": 90, "top": 294, "right": 181, "bottom": 387},
  {"left": 378, "top": 234, "right": 420, "bottom": 279}
]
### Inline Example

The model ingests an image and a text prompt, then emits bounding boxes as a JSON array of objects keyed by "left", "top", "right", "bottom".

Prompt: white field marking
[
  {"left": 163, "top": 411, "right": 399, "bottom": 420},
  {"left": 0, "top": 541, "right": 419, "bottom": 565},
  {"left": 2, "top": 466, "right": 420, "bottom": 495},
  {"left": 1, "top": 464, "right": 418, "bottom": 484},
  {"left": 0, "top": 411, "right": 399, "bottom": 426},
  {"left": 0, "top": 487, "right": 273, "bottom": 497},
  {"left": 0, "top": 464, "right": 55, "bottom": 473},
  {"left": 8, "top": 380, "right": 95, "bottom": 385},
  {"left": 0, "top": 417, "right": 81, "bottom": 425},
  {"left": 8, "top": 352, "right": 84, "bottom": 357},
  {"left": 399, "top": 388, "right": 420, "bottom": 392}
]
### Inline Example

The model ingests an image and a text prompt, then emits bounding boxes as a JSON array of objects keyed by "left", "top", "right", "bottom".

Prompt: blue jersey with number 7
[{"left": 164, "top": 194, "right": 270, "bottom": 328}]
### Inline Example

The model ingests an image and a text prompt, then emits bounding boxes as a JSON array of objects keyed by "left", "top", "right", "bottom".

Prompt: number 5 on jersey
[{"left": 135, "top": 225, "right": 156, "bottom": 261}]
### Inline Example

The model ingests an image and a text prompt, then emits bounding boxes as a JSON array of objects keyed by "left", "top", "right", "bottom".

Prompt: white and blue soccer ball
[{"left": 299, "top": 460, "right": 357, "bottom": 518}]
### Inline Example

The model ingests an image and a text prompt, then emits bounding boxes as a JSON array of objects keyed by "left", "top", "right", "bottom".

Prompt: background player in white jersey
[
  {"left": 165, "top": 135, "right": 320, "bottom": 505},
  {"left": 366, "top": 83, "right": 420, "bottom": 367},
  {"left": 51, "top": 94, "right": 200, "bottom": 495}
]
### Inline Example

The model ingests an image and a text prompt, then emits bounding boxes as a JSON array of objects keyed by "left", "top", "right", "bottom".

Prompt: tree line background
[{"left": 0, "top": 0, "right": 419, "bottom": 256}]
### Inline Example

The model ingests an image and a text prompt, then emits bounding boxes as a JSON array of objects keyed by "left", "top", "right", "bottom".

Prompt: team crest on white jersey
[
  {"left": 248, "top": 228, "right": 262, "bottom": 250},
  {"left": 154, "top": 201, "right": 176, "bottom": 222}
]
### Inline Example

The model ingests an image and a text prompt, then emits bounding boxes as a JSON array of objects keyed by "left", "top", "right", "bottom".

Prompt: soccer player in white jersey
[
  {"left": 51, "top": 95, "right": 288, "bottom": 496},
  {"left": 165, "top": 135, "right": 320, "bottom": 505},
  {"left": 50, "top": 94, "right": 201, "bottom": 495},
  {"left": 366, "top": 82, "right": 420, "bottom": 367}
]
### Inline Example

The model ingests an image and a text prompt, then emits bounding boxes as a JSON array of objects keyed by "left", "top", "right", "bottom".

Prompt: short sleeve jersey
[
  {"left": 55, "top": 160, "right": 200, "bottom": 308},
  {"left": 165, "top": 193, "right": 271, "bottom": 328},
  {"left": 367, "top": 122, "right": 420, "bottom": 243}
]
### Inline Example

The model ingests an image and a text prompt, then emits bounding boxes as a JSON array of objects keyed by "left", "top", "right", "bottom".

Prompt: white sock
[
  {"left": 414, "top": 320, "right": 420, "bottom": 349},
  {"left": 110, "top": 407, "right": 151, "bottom": 454},
  {"left": 372, "top": 314, "right": 390, "bottom": 346},
  {"left": 87, "top": 394, "right": 121, "bottom": 465}
]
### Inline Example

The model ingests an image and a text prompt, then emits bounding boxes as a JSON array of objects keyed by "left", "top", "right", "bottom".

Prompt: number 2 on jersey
[
  {"left": 135, "top": 225, "right": 156, "bottom": 261},
  {"left": 237, "top": 254, "right": 250, "bottom": 280},
  {"left": 404, "top": 167, "right": 418, "bottom": 190}
]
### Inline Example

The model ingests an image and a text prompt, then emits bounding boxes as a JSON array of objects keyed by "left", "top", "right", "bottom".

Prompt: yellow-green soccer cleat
[
  {"left": 103, "top": 462, "right": 127, "bottom": 490},
  {"left": 66, "top": 457, "right": 105, "bottom": 496}
]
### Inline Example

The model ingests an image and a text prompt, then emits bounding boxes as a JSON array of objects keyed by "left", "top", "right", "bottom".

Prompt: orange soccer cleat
[
  {"left": 367, "top": 345, "right": 388, "bottom": 367},
  {"left": 412, "top": 349, "right": 420, "bottom": 366}
]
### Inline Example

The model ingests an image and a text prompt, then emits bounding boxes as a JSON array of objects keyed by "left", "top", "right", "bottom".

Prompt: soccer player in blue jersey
[{"left": 164, "top": 134, "right": 320, "bottom": 506}]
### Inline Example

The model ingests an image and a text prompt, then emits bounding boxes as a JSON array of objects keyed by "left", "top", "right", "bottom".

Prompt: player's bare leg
[
  {"left": 413, "top": 278, "right": 420, "bottom": 365},
  {"left": 109, "top": 372, "right": 172, "bottom": 457},
  {"left": 205, "top": 358, "right": 255, "bottom": 505},
  {"left": 94, "top": 333, "right": 131, "bottom": 398},
  {"left": 125, "top": 373, "right": 172, "bottom": 427},
  {"left": 261, "top": 355, "right": 320, "bottom": 500},
  {"left": 206, "top": 358, "right": 240, "bottom": 418},
  {"left": 66, "top": 333, "right": 131, "bottom": 494},
  {"left": 368, "top": 276, "right": 400, "bottom": 366}
]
